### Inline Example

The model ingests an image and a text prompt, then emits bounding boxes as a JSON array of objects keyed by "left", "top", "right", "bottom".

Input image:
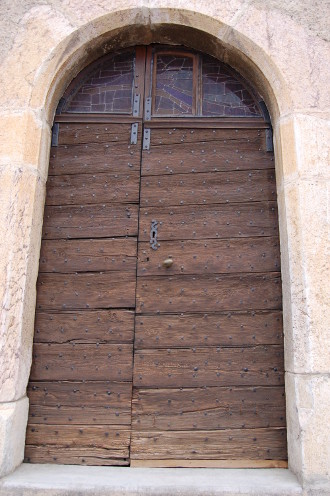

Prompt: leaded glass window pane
[
  {"left": 66, "top": 51, "right": 135, "bottom": 114},
  {"left": 154, "top": 54, "right": 194, "bottom": 115},
  {"left": 202, "top": 56, "right": 261, "bottom": 117}
]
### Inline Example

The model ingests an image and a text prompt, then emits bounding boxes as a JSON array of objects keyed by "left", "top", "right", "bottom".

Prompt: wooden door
[
  {"left": 130, "top": 122, "right": 286, "bottom": 467},
  {"left": 25, "top": 45, "right": 287, "bottom": 467}
]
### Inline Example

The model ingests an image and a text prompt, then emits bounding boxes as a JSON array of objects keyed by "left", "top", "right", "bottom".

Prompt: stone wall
[{"left": 0, "top": 1, "right": 329, "bottom": 492}]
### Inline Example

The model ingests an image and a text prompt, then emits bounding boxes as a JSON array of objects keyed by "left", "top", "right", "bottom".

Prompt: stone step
[{"left": 0, "top": 464, "right": 303, "bottom": 496}]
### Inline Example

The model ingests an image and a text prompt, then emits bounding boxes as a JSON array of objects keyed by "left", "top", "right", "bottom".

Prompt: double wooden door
[{"left": 25, "top": 46, "right": 286, "bottom": 467}]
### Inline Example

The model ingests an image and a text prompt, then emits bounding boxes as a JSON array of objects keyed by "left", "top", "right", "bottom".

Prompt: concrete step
[{"left": 0, "top": 464, "right": 303, "bottom": 496}]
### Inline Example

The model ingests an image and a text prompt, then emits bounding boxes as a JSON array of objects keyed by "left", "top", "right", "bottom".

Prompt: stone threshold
[{"left": 0, "top": 464, "right": 303, "bottom": 496}]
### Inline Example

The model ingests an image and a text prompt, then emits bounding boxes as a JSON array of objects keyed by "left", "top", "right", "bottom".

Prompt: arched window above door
[{"left": 62, "top": 46, "right": 262, "bottom": 118}]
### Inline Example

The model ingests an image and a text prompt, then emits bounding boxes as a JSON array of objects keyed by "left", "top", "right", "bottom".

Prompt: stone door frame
[{"left": 0, "top": 6, "right": 328, "bottom": 493}]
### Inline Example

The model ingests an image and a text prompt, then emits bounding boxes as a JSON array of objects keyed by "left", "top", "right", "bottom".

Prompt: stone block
[
  {"left": 277, "top": 180, "right": 329, "bottom": 374},
  {"left": 0, "top": 164, "right": 45, "bottom": 403},
  {"left": 0, "top": 397, "right": 29, "bottom": 478},
  {"left": 275, "top": 113, "right": 330, "bottom": 185},
  {"left": 286, "top": 373, "right": 330, "bottom": 486},
  {"left": 0, "top": 112, "right": 51, "bottom": 178}
]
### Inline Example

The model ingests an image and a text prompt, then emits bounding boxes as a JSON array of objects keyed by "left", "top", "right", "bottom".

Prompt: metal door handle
[{"left": 162, "top": 258, "right": 173, "bottom": 268}]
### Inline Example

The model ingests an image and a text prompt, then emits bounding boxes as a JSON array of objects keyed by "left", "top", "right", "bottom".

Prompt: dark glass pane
[
  {"left": 202, "top": 56, "right": 261, "bottom": 117},
  {"left": 154, "top": 54, "right": 194, "bottom": 115},
  {"left": 66, "top": 51, "right": 135, "bottom": 114}
]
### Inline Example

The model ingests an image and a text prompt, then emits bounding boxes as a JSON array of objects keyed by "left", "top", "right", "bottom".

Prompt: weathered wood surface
[
  {"left": 50, "top": 142, "right": 141, "bottom": 176},
  {"left": 25, "top": 424, "right": 130, "bottom": 449},
  {"left": 28, "top": 381, "right": 132, "bottom": 406},
  {"left": 134, "top": 311, "right": 283, "bottom": 348},
  {"left": 142, "top": 135, "right": 273, "bottom": 176},
  {"left": 28, "top": 404, "right": 131, "bottom": 425},
  {"left": 136, "top": 273, "right": 282, "bottom": 314},
  {"left": 133, "top": 346, "right": 284, "bottom": 388},
  {"left": 139, "top": 202, "right": 279, "bottom": 241},
  {"left": 130, "top": 427, "right": 287, "bottom": 459},
  {"left": 24, "top": 446, "right": 129, "bottom": 465},
  {"left": 34, "top": 310, "right": 135, "bottom": 343},
  {"left": 42, "top": 203, "right": 138, "bottom": 239},
  {"left": 132, "top": 386, "right": 286, "bottom": 430},
  {"left": 140, "top": 170, "right": 276, "bottom": 207},
  {"left": 46, "top": 172, "right": 140, "bottom": 205},
  {"left": 147, "top": 128, "right": 265, "bottom": 146},
  {"left": 36, "top": 272, "right": 136, "bottom": 310},
  {"left": 30, "top": 343, "right": 133, "bottom": 381},
  {"left": 39, "top": 239, "right": 137, "bottom": 274},
  {"left": 58, "top": 123, "right": 136, "bottom": 145},
  {"left": 138, "top": 237, "right": 280, "bottom": 276}
]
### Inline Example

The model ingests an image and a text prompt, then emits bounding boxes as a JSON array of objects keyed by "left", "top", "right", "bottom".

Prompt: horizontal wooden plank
[
  {"left": 30, "top": 343, "right": 133, "bottom": 381},
  {"left": 145, "top": 118, "right": 267, "bottom": 129},
  {"left": 39, "top": 238, "right": 137, "bottom": 274},
  {"left": 36, "top": 272, "right": 136, "bottom": 310},
  {"left": 132, "top": 386, "right": 286, "bottom": 430},
  {"left": 139, "top": 202, "right": 279, "bottom": 241},
  {"left": 137, "top": 237, "right": 280, "bottom": 277},
  {"left": 133, "top": 345, "right": 284, "bottom": 388},
  {"left": 49, "top": 142, "right": 141, "bottom": 176},
  {"left": 26, "top": 424, "right": 130, "bottom": 449},
  {"left": 148, "top": 128, "right": 266, "bottom": 146},
  {"left": 55, "top": 114, "right": 142, "bottom": 124},
  {"left": 136, "top": 273, "right": 282, "bottom": 314},
  {"left": 130, "top": 459, "right": 288, "bottom": 468},
  {"left": 142, "top": 140, "right": 273, "bottom": 177},
  {"left": 58, "top": 123, "right": 135, "bottom": 145},
  {"left": 27, "top": 381, "right": 132, "bottom": 407},
  {"left": 134, "top": 311, "right": 283, "bottom": 348},
  {"left": 46, "top": 172, "right": 140, "bottom": 206},
  {"left": 28, "top": 404, "right": 131, "bottom": 425},
  {"left": 130, "top": 427, "right": 287, "bottom": 459},
  {"left": 42, "top": 203, "right": 138, "bottom": 240},
  {"left": 25, "top": 445, "right": 129, "bottom": 465},
  {"left": 34, "top": 310, "right": 135, "bottom": 343},
  {"left": 140, "top": 169, "right": 276, "bottom": 207}
]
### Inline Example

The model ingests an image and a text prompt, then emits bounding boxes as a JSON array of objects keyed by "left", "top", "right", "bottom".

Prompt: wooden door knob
[{"left": 162, "top": 258, "right": 173, "bottom": 268}]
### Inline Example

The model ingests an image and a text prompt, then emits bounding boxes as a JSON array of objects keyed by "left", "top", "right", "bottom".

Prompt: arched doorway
[{"left": 25, "top": 45, "right": 286, "bottom": 468}]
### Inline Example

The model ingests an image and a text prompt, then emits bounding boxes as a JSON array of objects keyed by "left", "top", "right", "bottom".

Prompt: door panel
[
  {"left": 25, "top": 122, "right": 140, "bottom": 466},
  {"left": 131, "top": 124, "right": 286, "bottom": 465}
]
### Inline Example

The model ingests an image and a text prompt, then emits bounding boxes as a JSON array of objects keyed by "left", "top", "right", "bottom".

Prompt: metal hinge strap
[
  {"left": 132, "top": 94, "right": 140, "bottom": 117},
  {"left": 145, "top": 96, "right": 152, "bottom": 121},
  {"left": 130, "top": 122, "right": 138, "bottom": 145},
  {"left": 143, "top": 128, "right": 151, "bottom": 150}
]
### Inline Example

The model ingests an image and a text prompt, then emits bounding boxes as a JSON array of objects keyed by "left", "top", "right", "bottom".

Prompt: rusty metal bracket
[
  {"left": 150, "top": 219, "right": 159, "bottom": 250},
  {"left": 145, "top": 97, "right": 152, "bottom": 121},
  {"left": 130, "top": 122, "right": 138, "bottom": 144},
  {"left": 133, "top": 94, "right": 140, "bottom": 117},
  {"left": 143, "top": 128, "right": 151, "bottom": 150}
]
